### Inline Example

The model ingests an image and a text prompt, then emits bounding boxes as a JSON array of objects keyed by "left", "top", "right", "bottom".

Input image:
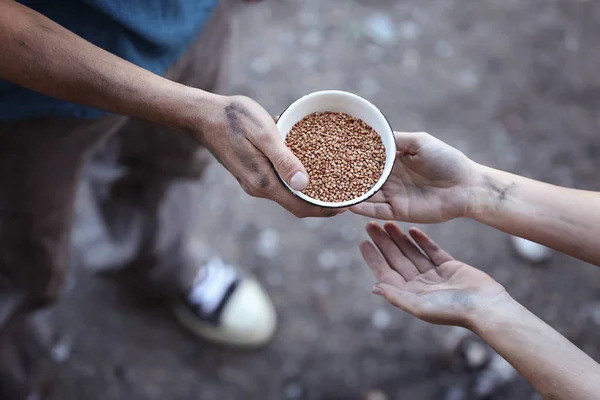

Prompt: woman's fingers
[
  {"left": 366, "top": 222, "right": 420, "bottom": 281},
  {"left": 360, "top": 241, "right": 406, "bottom": 286},
  {"left": 384, "top": 222, "right": 433, "bottom": 273},
  {"left": 372, "top": 282, "right": 421, "bottom": 316},
  {"left": 408, "top": 227, "right": 454, "bottom": 266}
]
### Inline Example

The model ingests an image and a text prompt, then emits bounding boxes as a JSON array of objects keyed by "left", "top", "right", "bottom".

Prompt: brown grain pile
[{"left": 285, "top": 112, "right": 386, "bottom": 203}]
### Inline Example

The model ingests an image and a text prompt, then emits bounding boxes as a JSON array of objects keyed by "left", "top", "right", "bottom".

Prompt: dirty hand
[
  {"left": 361, "top": 222, "right": 506, "bottom": 327},
  {"left": 351, "top": 132, "right": 478, "bottom": 223},
  {"left": 201, "top": 95, "right": 338, "bottom": 218}
]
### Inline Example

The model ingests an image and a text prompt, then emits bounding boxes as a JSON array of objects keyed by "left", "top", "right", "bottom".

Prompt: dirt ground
[{"left": 46, "top": 0, "right": 600, "bottom": 399}]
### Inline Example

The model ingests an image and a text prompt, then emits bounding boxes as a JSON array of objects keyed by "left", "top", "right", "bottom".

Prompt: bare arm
[
  {"left": 0, "top": 0, "right": 224, "bottom": 131},
  {"left": 0, "top": 0, "right": 340, "bottom": 218},
  {"left": 470, "top": 295, "right": 600, "bottom": 400},
  {"left": 351, "top": 132, "right": 600, "bottom": 266},
  {"left": 468, "top": 166, "right": 600, "bottom": 266},
  {"left": 361, "top": 222, "right": 600, "bottom": 400}
]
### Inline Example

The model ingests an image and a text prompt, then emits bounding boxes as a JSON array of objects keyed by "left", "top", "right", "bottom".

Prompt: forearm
[
  {"left": 468, "top": 165, "right": 600, "bottom": 266},
  {"left": 469, "top": 295, "right": 600, "bottom": 399},
  {"left": 0, "top": 0, "right": 225, "bottom": 132}
]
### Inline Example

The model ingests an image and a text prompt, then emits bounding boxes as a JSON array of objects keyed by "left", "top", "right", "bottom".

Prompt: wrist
[
  {"left": 464, "top": 164, "right": 506, "bottom": 220},
  {"left": 168, "top": 86, "right": 228, "bottom": 139},
  {"left": 465, "top": 291, "right": 521, "bottom": 335}
]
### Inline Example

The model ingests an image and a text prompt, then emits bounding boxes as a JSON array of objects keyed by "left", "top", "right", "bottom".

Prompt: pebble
[
  {"left": 250, "top": 56, "right": 272, "bottom": 76},
  {"left": 586, "top": 302, "right": 600, "bottom": 326},
  {"left": 444, "top": 386, "right": 466, "bottom": 400},
  {"left": 401, "top": 48, "right": 421, "bottom": 74},
  {"left": 435, "top": 40, "right": 455, "bottom": 58},
  {"left": 363, "top": 389, "right": 388, "bottom": 400},
  {"left": 510, "top": 236, "right": 553, "bottom": 264},
  {"left": 265, "top": 270, "right": 284, "bottom": 287},
  {"left": 371, "top": 308, "right": 392, "bottom": 330},
  {"left": 359, "top": 77, "right": 382, "bottom": 97},
  {"left": 473, "top": 353, "right": 518, "bottom": 398},
  {"left": 457, "top": 68, "right": 480, "bottom": 90},
  {"left": 301, "top": 30, "right": 323, "bottom": 47},
  {"left": 399, "top": 21, "right": 421, "bottom": 40},
  {"left": 365, "top": 14, "right": 397, "bottom": 45},
  {"left": 51, "top": 336, "right": 72, "bottom": 363},
  {"left": 318, "top": 250, "right": 339, "bottom": 270},
  {"left": 283, "top": 381, "right": 305, "bottom": 399},
  {"left": 256, "top": 229, "right": 280, "bottom": 259},
  {"left": 302, "top": 217, "right": 324, "bottom": 230}
]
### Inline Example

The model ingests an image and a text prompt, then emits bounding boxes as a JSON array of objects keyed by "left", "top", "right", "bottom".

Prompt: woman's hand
[
  {"left": 361, "top": 222, "right": 506, "bottom": 327},
  {"left": 352, "top": 132, "right": 480, "bottom": 223}
]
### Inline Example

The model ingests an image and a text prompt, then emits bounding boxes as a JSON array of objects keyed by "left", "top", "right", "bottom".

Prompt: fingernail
[
  {"left": 290, "top": 172, "right": 309, "bottom": 190},
  {"left": 372, "top": 285, "right": 385, "bottom": 296}
]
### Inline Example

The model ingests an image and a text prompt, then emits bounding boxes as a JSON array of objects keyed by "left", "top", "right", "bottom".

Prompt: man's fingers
[
  {"left": 366, "top": 222, "right": 420, "bottom": 281},
  {"left": 384, "top": 222, "right": 433, "bottom": 273},
  {"left": 253, "top": 125, "right": 309, "bottom": 191},
  {"left": 360, "top": 241, "right": 406, "bottom": 286},
  {"left": 408, "top": 227, "right": 454, "bottom": 266}
]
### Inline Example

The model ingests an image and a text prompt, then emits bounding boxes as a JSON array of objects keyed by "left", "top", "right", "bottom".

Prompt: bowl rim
[{"left": 276, "top": 90, "right": 396, "bottom": 209}]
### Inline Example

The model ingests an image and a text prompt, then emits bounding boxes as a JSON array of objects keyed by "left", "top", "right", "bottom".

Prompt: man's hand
[
  {"left": 361, "top": 222, "right": 506, "bottom": 327},
  {"left": 351, "top": 132, "right": 479, "bottom": 223},
  {"left": 199, "top": 95, "right": 338, "bottom": 218}
]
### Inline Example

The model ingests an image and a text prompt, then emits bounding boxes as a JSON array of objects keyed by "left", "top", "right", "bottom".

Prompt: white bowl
[{"left": 276, "top": 90, "right": 396, "bottom": 208}]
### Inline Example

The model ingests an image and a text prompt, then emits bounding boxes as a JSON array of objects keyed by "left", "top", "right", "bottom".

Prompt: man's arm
[
  {"left": 468, "top": 166, "right": 600, "bottom": 266},
  {"left": 0, "top": 0, "right": 340, "bottom": 218},
  {"left": 0, "top": 0, "right": 223, "bottom": 132},
  {"left": 470, "top": 295, "right": 600, "bottom": 400}
]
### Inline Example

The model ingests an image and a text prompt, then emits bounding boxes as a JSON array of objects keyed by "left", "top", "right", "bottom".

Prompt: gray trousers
[{"left": 0, "top": 4, "right": 230, "bottom": 398}]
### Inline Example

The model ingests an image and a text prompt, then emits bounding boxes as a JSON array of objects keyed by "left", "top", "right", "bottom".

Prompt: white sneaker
[
  {"left": 510, "top": 236, "right": 553, "bottom": 264},
  {"left": 172, "top": 257, "right": 277, "bottom": 348}
]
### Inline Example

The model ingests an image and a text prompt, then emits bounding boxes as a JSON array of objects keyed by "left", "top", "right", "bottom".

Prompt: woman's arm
[
  {"left": 360, "top": 221, "right": 600, "bottom": 399},
  {"left": 469, "top": 166, "right": 600, "bottom": 266}
]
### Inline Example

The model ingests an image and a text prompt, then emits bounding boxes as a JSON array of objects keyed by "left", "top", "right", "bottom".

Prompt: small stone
[
  {"left": 462, "top": 339, "right": 491, "bottom": 370},
  {"left": 401, "top": 48, "right": 421, "bottom": 74},
  {"left": 435, "top": 40, "right": 455, "bottom": 58},
  {"left": 364, "top": 14, "right": 396, "bottom": 45},
  {"left": 565, "top": 34, "right": 579, "bottom": 52},
  {"left": 371, "top": 308, "right": 392, "bottom": 330},
  {"left": 265, "top": 270, "right": 284, "bottom": 287},
  {"left": 457, "top": 68, "right": 480, "bottom": 90},
  {"left": 399, "top": 21, "right": 421, "bottom": 40},
  {"left": 51, "top": 337, "right": 72, "bottom": 363},
  {"left": 444, "top": 386, "right": 466, "bottom": 400},
  {"left": 302, "top": 218, "right": 324, "bottom": 230},
  {"left": 250, "top": 56, "right": 272, "bottom": 76},
  {"left": 363, "top": 389, "right": 388, "bottom": 400},
  {"left": 301, "top": 30, "right": 322, "bottom": 47},
  {"left": 298, "top": 53, "right": 318, "bottom": 69},
  {"left": 256, "top": 229, "right": 280, "bottom": 259},
  {"left": 318, "top": 250, "right": 339, "bottom": 270},
  {"left": 473, "top": 353, "right": 518, "bottom": 398},
  {"left": 283, "top": 381, "right": 305, "bottom": 399},
  {"left": 586, "top": 302, "right": 600, "bottom": 326},
  {"left": 511, "top": 236, "right": 553, "bottom": 264},
  {"left": 359, "top": 77, "right": 381, "bottom": 97}
]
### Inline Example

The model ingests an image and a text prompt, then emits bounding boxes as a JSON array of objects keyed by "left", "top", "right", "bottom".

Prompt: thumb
[
  {"left": 255, "top": 130, "right": 309, "bottom": 191},
  {"left": 373, "top": 283, "right": 421, "bottom": 315}
]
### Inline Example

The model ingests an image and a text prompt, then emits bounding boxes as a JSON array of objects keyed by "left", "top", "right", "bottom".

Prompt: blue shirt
[{"left": 0, "top": 0, "right": 219, "bottom": 120}]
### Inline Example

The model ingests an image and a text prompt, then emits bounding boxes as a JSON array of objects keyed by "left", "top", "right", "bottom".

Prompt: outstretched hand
[
  {"left": 352, "top": 132, "right": 479, "bottom": 223},
  {"left": 360, "top": 222, "right": 506, "bottom": 327}
]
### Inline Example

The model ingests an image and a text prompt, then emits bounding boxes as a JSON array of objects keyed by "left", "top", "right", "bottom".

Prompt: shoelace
[{"left": 188, "top": 257, "right": 240, "bottom": 316}]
